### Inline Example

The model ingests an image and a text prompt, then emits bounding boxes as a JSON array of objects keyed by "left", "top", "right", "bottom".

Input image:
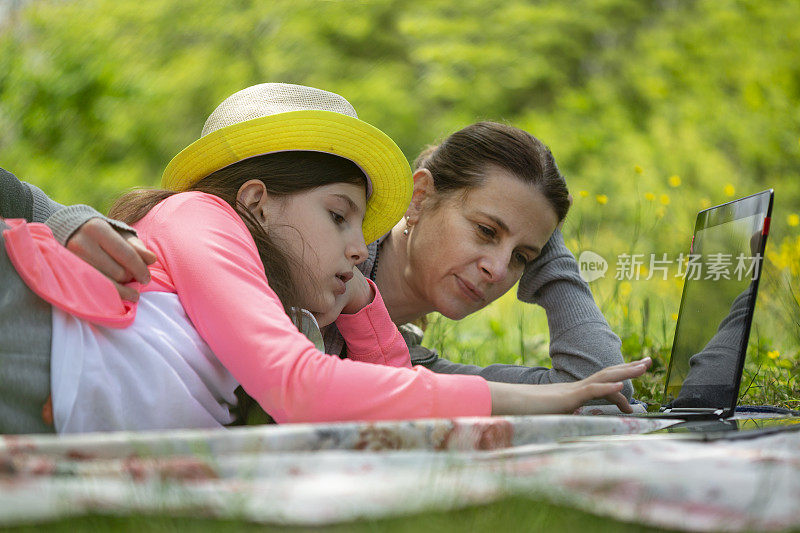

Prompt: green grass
[{"left": 1, "top": 497, "right": 682, "bottom": 533}]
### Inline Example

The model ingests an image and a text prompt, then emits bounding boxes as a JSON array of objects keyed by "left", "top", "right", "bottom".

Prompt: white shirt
[{"left": 51, "top": 292, "right": 238, "bottom": 433}]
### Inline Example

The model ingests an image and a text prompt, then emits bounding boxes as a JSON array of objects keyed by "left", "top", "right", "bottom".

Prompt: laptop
[{"left": 635, "top": 189, "right": 774, "bottom": 420}]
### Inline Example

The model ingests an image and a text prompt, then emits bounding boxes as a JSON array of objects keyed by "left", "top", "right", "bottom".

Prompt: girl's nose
[{"left": 347, "top": 232, "right": 369, "bottom": 265}]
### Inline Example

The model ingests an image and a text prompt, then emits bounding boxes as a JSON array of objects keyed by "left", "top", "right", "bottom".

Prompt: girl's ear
[
  {"left": 406, "top": 168, "right": 434, "bottom": 224},
  {"left": 237, "top": 180, "right": 269, "bottom": 223}
]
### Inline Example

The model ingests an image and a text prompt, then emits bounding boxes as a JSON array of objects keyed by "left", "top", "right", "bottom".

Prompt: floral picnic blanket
[{"left": 2, "top": 415, "right": 800, "bottom": 531}]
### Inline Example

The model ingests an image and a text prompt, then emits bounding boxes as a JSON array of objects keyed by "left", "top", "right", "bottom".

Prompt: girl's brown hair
[
  {"left": 413, "top": 122, "right": 570, "bottom": 220},
  {"left": 109, "top": 151, "right": 368, "bottom": 312}
]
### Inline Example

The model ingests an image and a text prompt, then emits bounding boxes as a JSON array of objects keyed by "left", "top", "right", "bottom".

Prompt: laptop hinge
[{"left": 662, "top": 408, "right": 726, "bottom": 415}]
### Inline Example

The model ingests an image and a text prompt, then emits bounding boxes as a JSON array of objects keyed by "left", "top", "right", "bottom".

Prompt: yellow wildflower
[
  {"left": 668, "top": 175, "right": 681, "bottom": 187},
  {"left": 596, "top": 194, "right": 608, "bottom": 205},
  {"left": 724, "top": 184, "right": 736, "bottom": 197},
  {"left": 671, "top": 313, "right": 679, "bottom": 321},
  {"left": 644, "top": 192, "right": 655, "bottom": 201},
  {"left": 578, "top": 190, "right": 589, "bottom": 198},
  {"left": 619, "top": 281, "right": 632, "bottom": 297},
  {"left": 660, "top": 194, "right": 671, "bottom": 205},
  {"left": 767, "top": 350, "right": 780, "bottom": 360},
  {"left": 634, "top": 165, "right": 644, "bottom": 174},
  {"left": 788, "top": 214, "right": 799, "bottom": 227},
  {"left": 767, "top": 235, "right": 800, "bottom": 275},
  {"left": 656, "top": 206, "right": 666, "bottom": 218},
  {"left": 700, "top": 198, "right": 712, "bottom": 209}
]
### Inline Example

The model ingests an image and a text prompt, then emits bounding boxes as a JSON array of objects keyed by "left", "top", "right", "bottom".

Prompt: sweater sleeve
[
  {"left": 0, "top": 167, "right": 136, "bottom": 245},
  {"left": 136, "top": 192, "right": 490, "bottom": 424},
  {"left": 1, "top": 167, "right": 35, "bottom": 220},
  {"left": 517, "top": 229, "right": 632, "bottom": 397},
  {"left": 334, "top": 279, "right": 412, "bottom": 368}
]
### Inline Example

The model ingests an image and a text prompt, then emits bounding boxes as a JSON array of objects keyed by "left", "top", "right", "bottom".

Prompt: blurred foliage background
[{"left": 1, "top": 0, "right": 799, "bottom": 403}]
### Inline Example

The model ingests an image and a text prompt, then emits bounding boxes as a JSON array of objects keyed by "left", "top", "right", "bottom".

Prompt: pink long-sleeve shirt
[{"left": 128, "top": 192, "right": 491, "bottom": 423}]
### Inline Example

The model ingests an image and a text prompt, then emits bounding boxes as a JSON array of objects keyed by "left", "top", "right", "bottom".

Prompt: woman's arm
[
  {"left": 516, "top": 229, "right": 631, "bottom": 396},
  {"left": 0, "top": 167, "right": 154, "bottom": 297},
  {"left": 0, "top": 166, "right": 133, "bottom": 241}
]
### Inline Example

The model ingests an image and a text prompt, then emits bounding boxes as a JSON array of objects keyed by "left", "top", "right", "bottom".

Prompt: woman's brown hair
[
  {"left": 109, "top": 151, "right": 368, "bottom": 313},
  {"left": 413, "top": 122, "right": 570, "bottom": 221}
]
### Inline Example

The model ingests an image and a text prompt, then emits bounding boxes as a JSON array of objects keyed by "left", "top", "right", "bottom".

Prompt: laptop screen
[{"left": 662, "top": 191, "right": 773, "bottom": 410}]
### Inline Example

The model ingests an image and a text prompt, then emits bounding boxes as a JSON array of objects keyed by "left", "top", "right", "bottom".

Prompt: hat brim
[{"left": 162, "top": 110, "right": 411, "bottom": 244}]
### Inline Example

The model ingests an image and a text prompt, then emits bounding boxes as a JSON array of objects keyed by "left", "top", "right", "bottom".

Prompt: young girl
[
  {"left": 1, "top": 83, "right": 649, "bottom": 434},
  {"left": 5, "top": 124, "right": 633, "bottom": 399}
]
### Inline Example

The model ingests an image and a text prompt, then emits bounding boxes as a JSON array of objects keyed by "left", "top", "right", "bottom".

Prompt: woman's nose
[{"left": 479, "top": 254, "right": 509, "bottom": 283}]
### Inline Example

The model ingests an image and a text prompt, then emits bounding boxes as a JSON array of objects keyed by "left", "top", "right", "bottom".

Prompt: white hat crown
[{"left": 201, "top": 83, "right": 359, "bottom": 137}]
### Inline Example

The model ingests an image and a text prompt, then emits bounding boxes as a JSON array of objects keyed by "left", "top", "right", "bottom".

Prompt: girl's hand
[
  {"left": 66, "top": 218, "right": 157, "bottom": 302},
  {"left": 339, "top": 268, "right": 374, "bottom": 315},
  {"left": 488, "top": 357, "right": 652, "bottom": 415},
  {"left": 313, "top": 267, "right": 375, "bottom": 327}
]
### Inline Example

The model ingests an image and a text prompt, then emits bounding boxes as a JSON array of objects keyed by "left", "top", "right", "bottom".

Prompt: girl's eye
[
  {"left": 330, "top": 211, "right": 346, "bottom": 225},
  {"left": 477, "top": 224, "right": 495, "bottom": 239}
]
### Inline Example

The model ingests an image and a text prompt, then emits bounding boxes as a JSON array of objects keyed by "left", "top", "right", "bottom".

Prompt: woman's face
[
  {"left": 406, "top": 167, "right": 560, "bottom": 320},
  {"left": 263, "top": 182, "right": 368, "bottom": 316}
]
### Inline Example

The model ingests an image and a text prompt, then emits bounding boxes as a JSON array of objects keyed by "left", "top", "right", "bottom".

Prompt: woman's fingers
[
  {"left": 585, "top": 357, "right": 652, "bottom": 383},
  {"left": 605, "top": 390, "right": 633, "bottom": 414},
  {"left": 112, "top": 280, "right": 140, "bottom": 302},
  {"left": 66, "top": 218, "right": 156, "bottom": 301},
  {"left": 575, "top": 358, "right": 652, "bottom": 412},
  {"left": 127, "top": 236, "right": 158, "bottom": 265},
  {"left": 575, "top": 383, "right": 632, "bottom": 413},
  {"left": 68, "top": 231, "right": 129, "bottom": 282},
  {"left": 105, "top": 232, "right": 154, "bottom": 285}
]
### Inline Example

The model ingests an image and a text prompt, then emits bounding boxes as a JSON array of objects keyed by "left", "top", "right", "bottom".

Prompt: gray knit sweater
[{"left": 0, "top": 168, "right": 135, "bottom": 244}]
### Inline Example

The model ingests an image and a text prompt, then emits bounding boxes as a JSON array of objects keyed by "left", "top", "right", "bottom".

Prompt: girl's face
[
  {"left": 264, "top": 182, "right": 369, "bottom": 316},
  {"left": 405, "top": 167, "right": 560, "bottom": 320}
]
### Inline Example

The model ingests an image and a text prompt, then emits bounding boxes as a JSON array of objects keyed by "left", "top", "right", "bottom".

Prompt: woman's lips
[{"left": 454, "top": 275, "right": 484, "bottom": 302}]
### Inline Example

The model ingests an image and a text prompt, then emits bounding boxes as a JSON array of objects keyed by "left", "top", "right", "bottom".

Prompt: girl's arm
[
  {"left": 140, "top": 192, "right": 491, "bottom": 424},
  {"left": 334, "top": 277, "right": 413, "bottom": 369}
]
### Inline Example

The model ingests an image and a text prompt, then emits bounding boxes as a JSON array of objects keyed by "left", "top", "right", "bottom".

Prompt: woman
[
  {"left": 324, "top": 122, "right": 630, "bottom": 395},
  {"left": 1, "top": 101, "right": 629, "bottom": 401}
]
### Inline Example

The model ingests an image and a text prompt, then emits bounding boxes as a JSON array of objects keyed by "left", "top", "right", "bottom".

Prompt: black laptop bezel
[{"left": 659, "top": 189, "right": 774, "bottom": 419}]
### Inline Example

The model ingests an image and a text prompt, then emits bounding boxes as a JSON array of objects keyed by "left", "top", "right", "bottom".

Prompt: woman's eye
[
  {"left": 330, "top": 211, "right": 346, "bottom": 225},
  {"left": 477, "top": 224, "right": 495, "bottom": 239}
]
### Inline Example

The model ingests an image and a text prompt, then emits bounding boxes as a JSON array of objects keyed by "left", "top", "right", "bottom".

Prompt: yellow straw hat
[{"left": 162, "top": 83, "right": 411, "bottom": 244}]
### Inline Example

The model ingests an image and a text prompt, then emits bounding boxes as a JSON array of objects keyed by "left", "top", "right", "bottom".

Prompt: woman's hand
[
  {"left": 488, "top": 357, "right": 652, "bottom": 415},
  {"left": 313, "top": 267, "right": 375, "bottom": 327},
  {"left": 66, "top": 218, "right": 157, "bottom": 302}
]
